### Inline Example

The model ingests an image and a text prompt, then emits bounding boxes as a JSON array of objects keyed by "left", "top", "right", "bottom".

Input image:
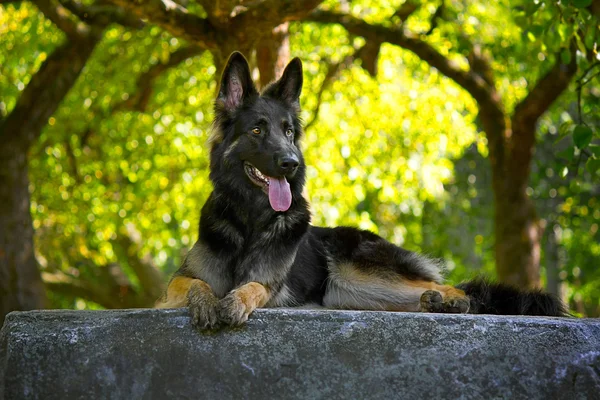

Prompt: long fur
[
  {"left": 161, "top": 52, "right": 568, "bottom": 326},
  {"left": 457, "top": 279, "right": 568, "bottom": 317}
]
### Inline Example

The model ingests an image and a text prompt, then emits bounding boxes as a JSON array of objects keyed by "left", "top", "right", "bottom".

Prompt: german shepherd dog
[{"left": 156, "top": 52, "right": 567, "bottom": 328}]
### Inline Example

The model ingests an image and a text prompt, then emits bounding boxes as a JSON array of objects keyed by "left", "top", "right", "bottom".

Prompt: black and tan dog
[{"left": 156, "top": 52, "right": 567, "bottom": 328}]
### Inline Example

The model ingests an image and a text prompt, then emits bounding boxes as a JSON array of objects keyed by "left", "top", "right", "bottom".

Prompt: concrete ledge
[{"left": 1, "top": 309, "right": 599, "bottom": 399}]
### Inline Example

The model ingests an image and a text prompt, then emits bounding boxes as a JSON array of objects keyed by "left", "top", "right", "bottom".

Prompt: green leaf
[
  {"left": 586, "top": 159, "right": 600, "bottom": 175},
  {"left": 573, "top": 125, "right": 593, "bottom": 149},
  {"left": 558, "top": 24, "right": 574, "bottom": 42},
  {"left": 575, "top": 33, "right": 587, "bottom": 56},
  {"left": 584, "top": 27, "right": 596, "bottom": 50},
  {"left": 560, "top": 48, "right": 572, "bottom": 65},
  {"left": 557, "top": 145, "right": 575, "bottom": 161},
  {"left": 588, "top": 145, "right": 600, "bottom": 159},
  {"left": 530, "top": 24, "right": 545, "bottom": 38},
  {"left": 524, "top": 2, "right": 543, "bottom": 16},
  {"left": 558, "top": 121, "right": 574, "bottom": 138},
  {"left": 572, "top": 0, "right": 593, "bottom": 8}
]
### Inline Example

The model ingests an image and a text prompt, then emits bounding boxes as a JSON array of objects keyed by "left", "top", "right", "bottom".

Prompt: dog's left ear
[{"left": 265, "top": 57, "right": 303, "bottom": 106}]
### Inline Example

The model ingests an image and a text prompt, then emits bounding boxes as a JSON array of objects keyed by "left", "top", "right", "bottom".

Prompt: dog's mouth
[{"left": 244, "top": 162, "right": 292, "bottom": 212}]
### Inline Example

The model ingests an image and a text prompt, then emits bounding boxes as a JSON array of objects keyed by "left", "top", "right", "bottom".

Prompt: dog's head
[{"left": 209, "top": 52, "right": 305, "bottom": 213}]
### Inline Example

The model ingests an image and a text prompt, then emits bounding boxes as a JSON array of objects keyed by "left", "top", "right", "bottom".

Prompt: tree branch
[
  {"left": 43, "top": 267, "right": 152, "bottom": 309},
  {"left": 77, "top": 44, "right": 204, "bottom": 149},
  {"left": 512, "top": 48, "right": 578, "bottom": 132},
  {"left": 196, "top": 0, "right": 247, "bottom": 26},
  {"left": 116, "top": 45, "right": 205, "bottom": 111},
  {"left": 466, "top": 43, "right": 495, "bottom": 87},
  {"left": 308, "top": 10, "right": 508, "bottom": 171},
  {"left": 392, "top": 0, "right": 419, "bottom": 22},
  {"left": 424, "top": 0, "right": 445, "bottom": 35},
  {"left": 43, "top": 271, "right": 120, "bottom": 309},
  {"left": 256, "top": 22, "right": 290, "bottom": 88},
  {"left": 589, "top": 0, "right": 600, "bottom": 19},
  {"left": 34, "top": 0, "right": 86, "bottom": 38},
  {"left": 57, "top": 0, "right": 144, "bottom": 29},
  {"left": 308, "top": 11, "right": 496, "bottom": 107},
  {"left": 0, "top": 32, "right": 101, "bottom": 152},
  {"left": 113, "top": 225, "right": 165, "bottom": 301},
  {"left": 305, "top": 48, "right": 361, "bottom": 131},
  {"left": 106, "top": 0, "right": 219, "bottom": 49},
  {"left": 231, "top": 0, "right": 323, "bottom": 32},
  {"left": 508, "top": 46, "right": 578, "bottom": 184},
  {"left": 357, "top": 39, "right": 381, "bottom": 77},
  {"left": 64, "top": 139, "right": 82, "bottom": 184}
]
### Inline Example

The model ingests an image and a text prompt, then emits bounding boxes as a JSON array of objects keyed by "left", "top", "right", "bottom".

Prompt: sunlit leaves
[
  {"left": 2, "top": 0, "right": 598, "bottom": 314},
  {"left": 0, "top": 2, "right": 63, "bottom": 117}
]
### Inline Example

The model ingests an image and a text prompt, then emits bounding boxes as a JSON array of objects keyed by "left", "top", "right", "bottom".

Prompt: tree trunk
[
  {"left": 487, "top": 120, "right": 542, "bottom": 289},
  {"left": 256, "top": 22, "right": 290, "bottom": 88},
  {"left": 494, "top": 184, "right": 542, "bottom": 289},
  {"left": 306, "top": 10, "right": 579, "bottom": 290},
  {"left": 0, "top": 33, "right": 101, "bottom": 325},
  {"left": 545, "top": 222, "right": 561, "bottom": 296},
  {"left": 0, "top": 153, "right": 46, "bottom": 325}
]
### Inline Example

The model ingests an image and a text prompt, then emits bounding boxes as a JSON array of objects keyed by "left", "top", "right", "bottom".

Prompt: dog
[{"left": 156, "top": 52, "right": 567, "bottom": 329}]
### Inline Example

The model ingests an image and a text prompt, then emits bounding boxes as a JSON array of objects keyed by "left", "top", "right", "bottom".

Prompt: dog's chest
[
  {"left": 232, "top": 214, "right": 302, "bottom": 284},
  {"left": 260, "top": 214, "right": 294, "bottom": 239}
]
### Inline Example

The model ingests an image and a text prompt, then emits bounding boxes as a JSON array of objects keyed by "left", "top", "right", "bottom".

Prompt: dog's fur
[{"left": 156, "top": 52, "right": 567, "bottom": 328}]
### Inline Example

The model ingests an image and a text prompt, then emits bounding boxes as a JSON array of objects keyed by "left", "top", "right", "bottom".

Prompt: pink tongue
[{"left": 268, "top": 176, "right": 292, "bottom": 212}]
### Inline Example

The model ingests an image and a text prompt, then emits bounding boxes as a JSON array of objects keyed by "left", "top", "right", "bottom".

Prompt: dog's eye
[
  {"left": 286, "top": 129, "right": 293, "bottom": 137},
  {"left": 252, "top": 127, "right": 261, "bottom": 135}
]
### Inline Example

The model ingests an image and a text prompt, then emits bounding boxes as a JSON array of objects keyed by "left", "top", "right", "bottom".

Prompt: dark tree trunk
[
  {"left": 545, "top": 222, "right": 561, "bottom": 296},
  {"left": 494, "top": 184, "right": 542, "bottom": 288},
  {"left": 0, "top": 153, "right": 45, "bottom": 325},
  {"left": 256, "top": 22, "right": 290, "bottom": 88},
  {"left": 0, "top": 33, "right": 101, "bottom": 325},
  {"left": 489, "top": 122, "right": 542, "bottom": 289}
]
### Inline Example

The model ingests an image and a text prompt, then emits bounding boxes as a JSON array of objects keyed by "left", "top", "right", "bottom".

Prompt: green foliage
[
  {"left": 573, "top": 125, "right": 593, "bottom": 149},
  {"left": 1, "top": 0, "right": 599, "bottom": 314},
  {"left": 0, "top": 2, "right": 63, "bottom": 117}
]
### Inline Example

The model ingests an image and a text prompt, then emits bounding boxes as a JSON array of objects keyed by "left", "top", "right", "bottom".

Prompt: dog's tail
[{"left": 456, "top": 278, "right": 569, "bottom": 317}]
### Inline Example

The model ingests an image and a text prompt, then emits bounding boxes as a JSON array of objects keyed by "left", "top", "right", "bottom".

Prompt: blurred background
[{"left": 1, "top": 0, "right": 599, "bottom": 325}]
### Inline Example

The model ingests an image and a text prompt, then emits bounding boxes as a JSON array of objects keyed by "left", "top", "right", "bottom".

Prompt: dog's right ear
[{"left": 217, "top": 52, "right": 257, "bottom": 111}]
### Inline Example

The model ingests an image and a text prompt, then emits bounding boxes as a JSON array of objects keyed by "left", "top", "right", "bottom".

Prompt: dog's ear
[
  {"left": 265, "top": 57, "right": 303, "bottom": 106},
  {"left": 217, "top": 52, "right": 257, "bottom": 111}
]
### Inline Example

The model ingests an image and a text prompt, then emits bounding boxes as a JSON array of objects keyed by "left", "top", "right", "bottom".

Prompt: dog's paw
[
  {"left": 420, "top": 290, "right": 444, "bottom": 312},
  {"left": 218, "top": 292, "right": 250, "bottom": 326},
  {"left": 187, "top": 286, "right": 220, "bottom": 330},
  {"left": 420, "top": 290, "right": 470, "bottom": 314},
  {"left": 443, "top": 296, "right": 470, "bottom": 314}
]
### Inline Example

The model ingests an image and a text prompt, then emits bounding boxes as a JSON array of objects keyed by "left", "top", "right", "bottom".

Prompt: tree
[
  {"left": 108, "top": 0, "right": 599, "bottom": 289},
  {"left": 307, "top": 2, "right": 591, "bottom": 290},
  {"left": 0, "top": 0, "right": 105, "bottom": 324},
  {"left": 102, "top": 0, "right": 597, "bottom": 290},
  {"left": 0, "top": 0, "right": 598, "bottom": 323}
]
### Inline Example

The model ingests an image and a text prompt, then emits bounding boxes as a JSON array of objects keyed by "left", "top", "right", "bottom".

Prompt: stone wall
[{"left": 1, "top": 309, "right": 599, "bottom": 399}]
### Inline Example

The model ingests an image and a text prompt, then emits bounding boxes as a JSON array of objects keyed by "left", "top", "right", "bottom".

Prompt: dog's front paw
[
  {"left": 218, "top": 292, "right": 250, "bottom": 326},
  {"left": 187, "top": 285, "right": 220, "bottom": 330}
]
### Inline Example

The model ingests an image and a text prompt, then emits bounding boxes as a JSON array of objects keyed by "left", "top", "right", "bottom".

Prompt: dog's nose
[{"left": 277, "top": 154, "right": 299, "bottom": 174}]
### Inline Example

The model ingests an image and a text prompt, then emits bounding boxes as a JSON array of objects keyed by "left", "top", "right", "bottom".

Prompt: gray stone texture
[{"left": 1, "top": 308, "right": 599, "bottom": 399}]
